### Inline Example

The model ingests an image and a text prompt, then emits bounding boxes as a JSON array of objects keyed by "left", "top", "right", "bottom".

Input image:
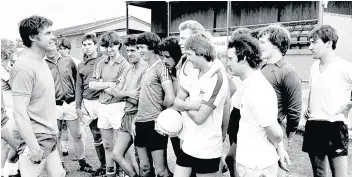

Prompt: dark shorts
[
  {"left": 176, "top": 149, "right": 221, "bottom": 174},
  {"left": 302, "top": 120, "right": 349, "bottom": 157},
  {"left": 13, "top": 131, "right": 58, "bottom": 159},
  {"left": 134, "top": 121, "right": 168, "bottom": 151},
  {"left": 227, "top": 107, "right": 241, "bottom": 144},
  {"left": 119, "top": 111, "right": 137, "bottom": 135}
]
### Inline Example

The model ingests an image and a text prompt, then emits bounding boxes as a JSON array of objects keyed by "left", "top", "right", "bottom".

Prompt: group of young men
[{"left": 1, "top": 14, "right": 351, "bottom": 177}]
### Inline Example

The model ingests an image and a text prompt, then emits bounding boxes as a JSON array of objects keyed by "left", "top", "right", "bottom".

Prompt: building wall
[
  {"left": 323, "top": 12, "right": 352, "bottom": 61},
  {"left": 65, "top": 34, "right": 84, "bottom": 61},
  {"left": 63, "top": 18, "right": 150, "bottom": 60}
]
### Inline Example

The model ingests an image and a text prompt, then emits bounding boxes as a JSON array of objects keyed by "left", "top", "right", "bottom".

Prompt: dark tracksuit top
[{"left": 45, "top": 55, "right": 77, "bottom": 105}]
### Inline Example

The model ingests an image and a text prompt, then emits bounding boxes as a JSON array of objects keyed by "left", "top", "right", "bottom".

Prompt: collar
[
  {"left": 104, "top": 54, "right": 124, "bottom": 64},
  {"left": 274, "top": 58, "right": 285, "bottom": 68},
  {"left": 146, "top": 59, "right": 161, "bottom": 73},
  {"left": 83, "top": 53, "right": 102, "bottom": 64},
  {"left": 44, "top": 53, "right": 62, "bottom": 64},
  {"left": 242, "top": 70, "right": 262, "bottom": 87},
  {"left": 203, "top": 61, "right": 220, "bottom": 78}
]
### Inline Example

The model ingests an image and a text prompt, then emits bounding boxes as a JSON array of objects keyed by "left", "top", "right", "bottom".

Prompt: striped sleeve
[
  {"left": 158, "top": 62, "right": 171, "bottom": 84},
  {"left": 201, "top": 70, "right": 225, "bottom": 109}
]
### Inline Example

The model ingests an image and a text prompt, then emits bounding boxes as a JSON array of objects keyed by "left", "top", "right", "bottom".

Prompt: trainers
[
  {"left": 221, "top": 163, "right": 228, "bottom": 173},
  {"left": 79, "top": 162, "right": 95, "bottom": 173},
  {"left": 92, "top": 165, "right": 106, "bottom": 177},
  {"left": 62, "top": 151, "right": 69, "bottom": 157},
  {"left": 8, "top": 170, "right": 21, "bottom": 177}
]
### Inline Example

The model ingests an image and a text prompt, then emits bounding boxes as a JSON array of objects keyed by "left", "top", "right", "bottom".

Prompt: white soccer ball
[{"left": 155, "top": 108, "right": 183, "bottom": 137}]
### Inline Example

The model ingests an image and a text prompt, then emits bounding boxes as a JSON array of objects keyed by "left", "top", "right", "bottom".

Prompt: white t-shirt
[
  {"left": 308, "top": 57, "right": 352, "bottom": 123},
  {"left": 231, "top": 76, "right": 242, "bottom": 109},
  {"left": 178, "top": 58, "right": 228, "bottom": 140},
  {"left": 180, "top": 63, "right": 229, "bottom": 159},
  {"left": 236, "top": 71, "right": 279, "bottom": 170}
]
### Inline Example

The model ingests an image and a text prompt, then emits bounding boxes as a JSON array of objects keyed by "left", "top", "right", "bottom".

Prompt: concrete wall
[{"left": 322, "top": 12, "right": 352, "bottom": 61}]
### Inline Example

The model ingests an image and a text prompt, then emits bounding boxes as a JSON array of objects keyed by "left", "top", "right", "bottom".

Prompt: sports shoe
[
  {"left": 92, "top": 165, "right": 106, "bottom": 177},
  {"left": 62, "top": 151, "right": 69, "bottom": 157},
  {"left": 8, "top": 170, "right": 21, "bottom": 177},
  {"left": 79, "top": 162, "right": 95, "bottom": 173}
]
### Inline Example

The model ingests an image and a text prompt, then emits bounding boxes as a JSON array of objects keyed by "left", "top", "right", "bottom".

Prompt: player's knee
[
  {"left": 103, "top": 142, "right": 113, "bottom": 151},
  {"left": 72, "top": 132, "right": 83, "bottom": 141},
  {"left": 113, "top": 150, "right": 124, "bottom": 163}
]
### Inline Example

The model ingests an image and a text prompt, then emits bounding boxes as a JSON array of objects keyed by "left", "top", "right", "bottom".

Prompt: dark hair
[
  {"left": 18, "top": 15, "right": 53, "bottom": 48},
  {"left": 228, "top": 35, "right": 262, "bottom": 69},
  {"left": 258, "top": 25, "right": 291, "bottom": 56},
  {"left": 159, "top": 36, "right": 182, "bottom": 76},
  {"left": 100, "top": 31, "right": 122, "bottom": 49},
  {"left": 58, "top": 38, "right": 71, "bottom": 50},
  {"left": 184, "top": 34, "right": 216, "bottom": 62},
  {"left": 124, "top": 34, "right": 138, "bottom": 47},
  {"left": 82, "top": 33, "right": 98, "bottom": 44},
  {"left": 250, "top": 27, "right": 263, "bottom": 39},
  {"left": 136, "top": 32, "right": 161, "bottom": 54},
  {"left": 159, "top": 36, "right": 182, "bottom": 66},
  {"left": 309, "top": 25, "right": 338, "bottom": 50}
]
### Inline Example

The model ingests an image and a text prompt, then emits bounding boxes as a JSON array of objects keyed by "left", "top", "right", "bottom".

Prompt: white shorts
[
  {"left": 81, "top": 99, "right": 100, "bottom": 125},
  {"left": 236, "top": 163, "right": 278, "bottom": 177},
  {"left": 97, "top": 102, "right": 125, "bottom": 130},
  {"left": 56, "top": 101, "right": 77, "bottom": 121}
]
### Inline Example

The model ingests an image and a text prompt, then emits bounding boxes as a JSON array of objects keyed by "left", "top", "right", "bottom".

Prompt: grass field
[{"left": 38, "top": 126, "right": 351, "bottom": 177}]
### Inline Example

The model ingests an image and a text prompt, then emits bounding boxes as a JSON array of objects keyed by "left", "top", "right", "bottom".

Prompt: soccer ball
[{"left": 155, "top": 108, "right": 183, "bottom": 137}]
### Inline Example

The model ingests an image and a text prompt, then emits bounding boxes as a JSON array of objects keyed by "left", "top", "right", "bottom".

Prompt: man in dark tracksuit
[
  {"left": 75, "top": 33, "right": 107, "bottom": 177},
  {"left": 45, "top": 39, "right": 94, "bottom": 173}
]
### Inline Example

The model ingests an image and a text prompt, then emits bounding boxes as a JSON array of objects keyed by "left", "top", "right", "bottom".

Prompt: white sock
[
  {"left": 6, "top": 161, "right": 19, "bottom": 175},
  {"left": 62, "top": 141, "right": 69, "bottom": 152},
  {"left": 1, "top": 168, "right": 5, "bottom": 177}
]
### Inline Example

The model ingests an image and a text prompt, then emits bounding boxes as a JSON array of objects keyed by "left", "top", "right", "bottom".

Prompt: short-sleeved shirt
[
  {"left": 90, "top": 54, "right": 130, "bottom": 104},
  {"left": 309, "top": 57, "right": 352, "bottom": 123},
  {"left": 180, "top": 63, "right": 229, "bottom": 159},
  {"left": 135, "top": 60, "right": 172, "bottom": 122},
  {"left": 9, "top": 51, "right": 58, "bottom": 135},
  {"left": 236, "top": 71, "right": 279, "bottom": 170},
  {"left": 123, "top": 63, "right": 148, "bottom": 113}
]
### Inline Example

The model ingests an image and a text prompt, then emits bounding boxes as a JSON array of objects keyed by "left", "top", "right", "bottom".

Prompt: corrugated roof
[{"left": 53, "top": 15, "right": 150, "bottom": 37}]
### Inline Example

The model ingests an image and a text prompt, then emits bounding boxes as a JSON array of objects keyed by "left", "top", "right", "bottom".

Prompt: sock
[
  {"left": 106, "top": 166, "right": 115, "bottom": 175},
  {"left": 94, "top": 141, "right": 106, "bottom": 166},
  {"left": 78, "top": 158, "right": 87, "bottom": 166},
  {"left": 6, "top": 161, "right": 19, "bottom": 175},
  {"left": 62, "top": 141, "right": 69, "bottom": 152},
  {"left": 1, "top": 168, "right": 4, "bottom": 177}
]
